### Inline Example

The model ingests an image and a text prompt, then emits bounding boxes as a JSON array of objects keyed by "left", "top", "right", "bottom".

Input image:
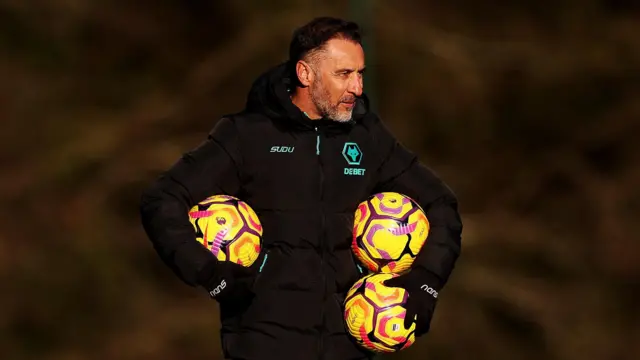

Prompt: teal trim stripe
[
  {"left": 259, "top": 253, "right": 269, "bottom": 273},
  {"left": 315, "top": 126, "right": 320, "bottom": 155}
]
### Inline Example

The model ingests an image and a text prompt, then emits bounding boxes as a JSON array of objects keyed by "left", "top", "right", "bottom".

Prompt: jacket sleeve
[
  {"left": 139, "top": 117, "right": 242, "bottom": 287},
  {"left": 371, "top": 119, "right": 462, "bottom": 287}
]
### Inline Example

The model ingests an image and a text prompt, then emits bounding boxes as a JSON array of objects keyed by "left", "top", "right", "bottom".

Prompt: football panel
[
  {"left": 199, "top": 194, "right": 238, "bottom": 206},
  {"left": 346, "top": 277, "right": 367, "bottom": 302},
  {"left": 237, "top": 200, "right": 263, "bottom": 236},
  {"left": 352, "top": 236, "right": 380, "bottom": 273},
  {"left": 353, "top": 201, "right": 371, "bottom": 239},
  {"left": 190, "top": 216, "right": 213, "bottom": 251},
  {"left": 216, "top": 248, "right": 228, "bottom": 262},
  {"left": 381, "top": 254, "right": 413, "bottom": 274},
  {"left": 363, "top": 274, "right": 407, "bottom": 309},
  {"left": 401, "top": 334, "right": 417, "bottom": 350},
  {"left": 369, "top": 338, "right": 395, "bottom": 353},
  {"left": 188, "top": 204, "right": 204, "bottom": 238},
  {"left": 204, "top": 203, "right": 244, "bottom": 241},
  {"left": 227, "top": 232, "right": 261, "bottom": 266},
  {"left": 362, "top": 218, "right": 408, "bottom": 263},
  {"left": 407, "top": 209, "right": 430, "bottom": 255},
  {"left": 189, "top": 203, "right": 242, "bottom": 240},
  {"left": 374, "top": 306, "right": 415, "bottom": 349},
  {"left": 369, "top": 192, "right": 414, "bottom": 220},
  {"left": 344, "top": 294, "right": 376, "bottom": 344},
  {"left": 379, "top": 260, "right": 399, "bottom": 274},
  {"left": 189, "top": 212, "right": 204, "bottom": 238},
  {"left": 188, "top": 205, "right": 243, "bottom": 260}
]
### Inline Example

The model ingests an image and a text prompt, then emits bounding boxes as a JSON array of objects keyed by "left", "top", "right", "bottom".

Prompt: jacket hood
[{"left": 244, "top": 61, "right": 370, "bottom": 131}]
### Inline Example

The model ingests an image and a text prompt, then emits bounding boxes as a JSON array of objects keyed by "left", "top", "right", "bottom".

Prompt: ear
[{"left": 296, "top": 60, "right": 315, "bottom": 87}]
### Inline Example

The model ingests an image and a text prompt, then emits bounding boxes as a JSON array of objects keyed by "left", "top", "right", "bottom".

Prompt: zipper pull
[{"left": 315, "top": 127, "right": 320, "bottom": 155}]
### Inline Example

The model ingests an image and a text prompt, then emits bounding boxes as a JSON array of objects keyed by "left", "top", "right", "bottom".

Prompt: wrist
[
  {"left": 406, "top": 266, "right": 444, "bottom": 293},
  {"left": 196, "top": 259, "right": 219, "bottom": 289}
]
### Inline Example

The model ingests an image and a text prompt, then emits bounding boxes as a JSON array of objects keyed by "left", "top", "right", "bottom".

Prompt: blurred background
[{"left": 1, "top": 1, "right": 639, "bottom": 359}]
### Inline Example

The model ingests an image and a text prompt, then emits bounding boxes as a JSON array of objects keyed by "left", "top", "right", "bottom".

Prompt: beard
[{"left": 309, "top": 77, "right": 355, "bottom": 122}]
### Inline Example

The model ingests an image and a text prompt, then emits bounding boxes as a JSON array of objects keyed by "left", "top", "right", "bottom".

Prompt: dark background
[{"left": 1, "top": 1, "right": 639, "bottom": 359}]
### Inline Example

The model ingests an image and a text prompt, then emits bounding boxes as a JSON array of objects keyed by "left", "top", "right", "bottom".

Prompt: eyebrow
[{"left": 335, "top": 67, "right": 366, "bottom": 74}]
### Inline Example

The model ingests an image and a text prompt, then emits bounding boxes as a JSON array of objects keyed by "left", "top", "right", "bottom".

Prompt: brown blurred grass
[{"left": 0, "top": 1, "right": 639, "bottom": 359}]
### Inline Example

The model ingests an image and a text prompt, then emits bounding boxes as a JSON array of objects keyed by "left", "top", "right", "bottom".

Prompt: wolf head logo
[{"left": 342, "top": 142, "right": 362, "bottom": 165}]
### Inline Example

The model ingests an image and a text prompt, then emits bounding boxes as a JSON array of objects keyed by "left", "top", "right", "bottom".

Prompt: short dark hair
[{"left": 288, "top": 17, "right": 362, "bottom": 83}]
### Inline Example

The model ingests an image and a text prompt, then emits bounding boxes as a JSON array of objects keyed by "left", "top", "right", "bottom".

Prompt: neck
[{"left": 290, "top": 88, "right": 322, "bottom": 119}]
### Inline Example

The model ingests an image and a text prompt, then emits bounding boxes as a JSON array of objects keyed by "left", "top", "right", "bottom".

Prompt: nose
[{"left": 348, "top": 73, "right": 363, "bottom": 96}]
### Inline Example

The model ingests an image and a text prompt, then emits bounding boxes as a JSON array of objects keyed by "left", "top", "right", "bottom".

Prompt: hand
[
  {"left": 196, "top": 255, "right": 262, "bottom": 303},
  {"left": 383, "top": 267, "right": 443, "bottom": 336}
]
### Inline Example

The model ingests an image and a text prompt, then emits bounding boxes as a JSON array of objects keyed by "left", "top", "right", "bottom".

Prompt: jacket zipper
[{"left": 315, "top": 126, "right": 326, "bottom": 360}]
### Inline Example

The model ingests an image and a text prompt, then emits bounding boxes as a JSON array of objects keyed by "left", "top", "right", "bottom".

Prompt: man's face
[{"left": 308, "top": 38, "right": 365, "bottom": 122}]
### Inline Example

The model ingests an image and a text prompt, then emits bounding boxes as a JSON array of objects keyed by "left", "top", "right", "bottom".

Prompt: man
[{"left": 140, "top": 17, "right": 462, "bottom": 360}]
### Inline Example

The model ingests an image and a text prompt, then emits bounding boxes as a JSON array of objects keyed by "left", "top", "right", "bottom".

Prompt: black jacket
[{"left": 140, "top": 62, "right": 462, "bottom": 360}]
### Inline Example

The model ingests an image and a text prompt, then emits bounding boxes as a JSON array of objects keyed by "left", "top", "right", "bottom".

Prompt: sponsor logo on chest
[
  {"left": 268, "top": 141, "right": 366, "bottom": 176},
  {"left": 342, "top": 142, "right": 365, "bottom": 176},
  {"left": 270, "top": 146, "right": 294, "bottom": 153}
]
